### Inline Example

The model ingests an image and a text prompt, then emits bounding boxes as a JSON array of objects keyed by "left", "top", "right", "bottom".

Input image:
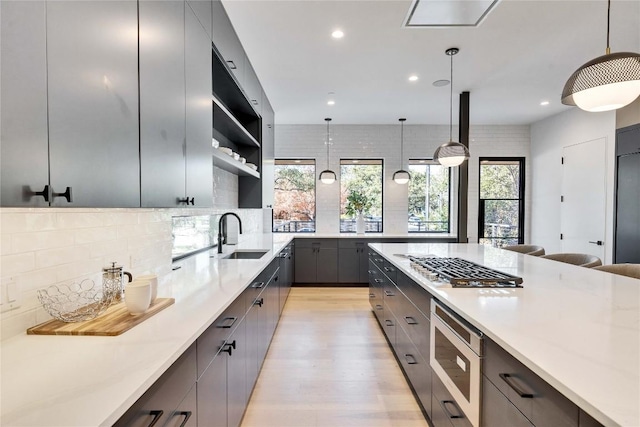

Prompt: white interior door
[{"left": 560, "top": 138, "right": 606, "bottom": 259}]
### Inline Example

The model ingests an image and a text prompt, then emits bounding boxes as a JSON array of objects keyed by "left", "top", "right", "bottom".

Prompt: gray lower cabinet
[
  {"left": 338, "top": 240, "right": 369, "bottom": 283},
  {"left": 226, "top": 321, "right": 247, "bottom": 427},
  {"left": 113, "top": 344, "right": 197, "bottom": 427},
  {"left": 0, "top": 1, "right": 49, "bottom": 207},
  {"left": 294, "top": 239, "right": 338, "bottom": 283},
  {"left": 482, "top": 375, "right": 533, "bottom": 427},
  {"left": 431, "top": 374, "right": 473, "bottom": 427},
  {"left": 197, "top": 351, "right": 227, "bottom": 427}
]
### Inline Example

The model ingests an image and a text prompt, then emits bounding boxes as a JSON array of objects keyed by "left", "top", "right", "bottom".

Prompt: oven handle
[
  {"left": 431, "top": 299, "right": 482, "bottom": 355},
  {"left": 441, "top": 400, "right": 464, "bottom": 419}
]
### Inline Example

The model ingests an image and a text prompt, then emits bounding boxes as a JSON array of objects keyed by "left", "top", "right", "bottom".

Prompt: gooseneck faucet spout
[{"left": 218, "top": 212, "right": 243, "bottom": 254}]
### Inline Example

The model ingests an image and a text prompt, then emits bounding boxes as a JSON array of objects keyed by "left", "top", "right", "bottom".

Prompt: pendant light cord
[
  {"left": 606, "top": 0, "right": 611, "bottom": 54},
  {"left": 449, "top": 51, "right": 454, "bottom": 142},
  {"left": 326, "top": 118, "right": 331, "bottom": 169},
  {"left": 400, "top": 120, "right": 404, "bottom": 168}
]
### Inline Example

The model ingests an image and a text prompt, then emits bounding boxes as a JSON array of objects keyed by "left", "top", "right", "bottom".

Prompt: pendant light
[
  {"left": 319, "top": 118, "right": 336, "bottom": 184},
  {"left": 433, "top": 48, "right": 469, "bottom": 168},
  {"left": 393, "top": 118, "right": 411, "bottom": 184},
  {"left": 561, "top": 0, "right": 640, "bottom": 112}
]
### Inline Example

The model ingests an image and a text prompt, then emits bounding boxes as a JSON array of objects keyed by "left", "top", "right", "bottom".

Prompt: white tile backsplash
[{"left": 1, "top": 195, "right": 265, "bottom": 340}]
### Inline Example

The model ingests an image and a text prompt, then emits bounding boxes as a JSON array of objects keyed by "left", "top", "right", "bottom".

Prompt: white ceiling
[{"left": 223, "top": 0, "right": 640, "bottom": 125}]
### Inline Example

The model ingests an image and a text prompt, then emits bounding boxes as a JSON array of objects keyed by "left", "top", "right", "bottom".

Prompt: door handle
[
  {"left": 30, "top": 184, "right": 52, "bottom": 202},
  {"left": 588, "top": 240, "right": 604, "bottom": 246},
  {"left": 176, "top": 411, "right": 192, "bottom": 427},
  {"left": 147, "top": 410, "right": 164, "bottom": 427},
  {"left": 52, "top": 186, "right": 73, "bottom": 203}
]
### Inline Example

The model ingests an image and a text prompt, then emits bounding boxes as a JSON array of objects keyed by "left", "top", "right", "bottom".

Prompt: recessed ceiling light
[
  {"left": 327, "top": 100, "right": 335, "bottom": 106},
  {"left": 409, "top": 75, "right": 419, "bottom": 82},
  {"left": 331, "top": 30, "right": 344, "bottom": 39},
  {"left": 540, "top": 101, "right": 550, "bottom": 106},
  {"left": 433, "top": 79, "right": 450, "bottom": 87}
]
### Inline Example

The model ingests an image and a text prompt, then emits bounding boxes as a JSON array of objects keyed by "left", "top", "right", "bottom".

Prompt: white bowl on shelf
[
  {"left": 246, "top": 163, "right": 257, "bottom": 170},
  {"left": 211, "top": 138, "right": 220, "bottom": 148},
  {"left": 232, "top": 152, "right": 240, "bottom": 161},
  {"left": 239, "top": 157, "right": 246, "bottom": 164},
  {"left": 218, "top": 147, "right": 232, "bottom": 156}
]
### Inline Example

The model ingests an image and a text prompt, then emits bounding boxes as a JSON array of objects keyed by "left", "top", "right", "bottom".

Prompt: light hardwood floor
[{"left": 241, "top": 287, "right": 429, "bottom": 427}]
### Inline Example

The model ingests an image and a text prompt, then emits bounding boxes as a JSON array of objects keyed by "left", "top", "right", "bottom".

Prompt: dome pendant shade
[
  {"left": 561, "top": 52, "right": 640, "bottom": 112},
  {"left": 393, "top": 170, "right": 411, "bottom": 184},
  {"left": 433, "top": 140, "right": 470, "bottom": 167},
  {"left": 319, "top": 169, "right": 336, "bottom": 184},
  {"left": 319, "top": 118, "right": 336, "bottom": 184}
]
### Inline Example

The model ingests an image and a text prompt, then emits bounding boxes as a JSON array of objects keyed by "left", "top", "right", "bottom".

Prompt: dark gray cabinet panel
[
  {"left": 212, "top": 0, "right": 246, "bottom": 88},
  {"left": 614, "top": 125, "right": 640, "bottom": 263},
  {"left": 245, "top": 292, "right": 260, "bottom": 396},
  {"left": 227, "top": 321, "right": 247, "bottom": 427},
  {"left": 482, "top": 376, "right": 533, "bottom": 427},
  {"left": 484, "top": 338, "right": 579, "bottom": 427},
  {"left": 139, "top": 0, "right": 186, "bottom": 208},
  {"left": 185, "top": 4, "right": 214, "bottom": 207},
  {"left": 166, "top": 384, "right": 197, "bottom": 427},
  {"left": 316, "top": 248, "right": 338, "bottom": 283},
  {"left": 294, "top": 239, "right": 338, "bottom": 283},
  {"left": 432, "top": 373, "right": 473, "bottom": 427},
  {"left": 114, "top": 344, "right": 197, "bottom": 427},
  {"left": 197, "top": 351, "right": 227, "bottom": 427},
  {"left": 396, "top": 326, "right": 432, "bottom": 416},
  {"left": 338, "top": 248, "right": 360, "bottom": 283},
  {"left": 187, "top": 0, "right": 212, "bottom": 39},
  {"left": 579, "top": 409, "right": 604, "bottom": 427},
  {"left": 244, "top": 61, "right": 262, "bottom": 115},
  {"left": 0, "top": 1, "right": 49, "bottom": 207},
  {"left": 294, "top": 247, "right": 316, "bottom": 283},
  {"left": 46, "top": 1, "right": 140, "bottom": 207}
]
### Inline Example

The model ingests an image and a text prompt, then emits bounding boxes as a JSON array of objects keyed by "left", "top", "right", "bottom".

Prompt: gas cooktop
[{"left": 409, "top": 256, "right": 524, "bottom": 288}]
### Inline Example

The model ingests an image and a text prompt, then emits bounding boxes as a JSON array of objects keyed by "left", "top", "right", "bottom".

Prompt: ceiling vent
[{"left": 404, "top": 0, "right": 501, "bottom": 27}]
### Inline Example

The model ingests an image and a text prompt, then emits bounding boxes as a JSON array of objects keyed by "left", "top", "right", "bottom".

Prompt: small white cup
[
  {"left": 137, "top": 274, "right": 158, "bottom": 303},
  {"left": 125, "top": 280, "right": 151, "bottom": 315}
]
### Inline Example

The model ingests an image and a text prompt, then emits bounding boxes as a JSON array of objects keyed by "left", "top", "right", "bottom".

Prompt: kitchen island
[{"left": 369, "top": 243, "right": 639, "bottom": 427}]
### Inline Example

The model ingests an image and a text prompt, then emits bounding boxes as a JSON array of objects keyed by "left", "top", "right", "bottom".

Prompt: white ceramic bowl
[
  {"left": 125, "top": 281, "right": 151, "bottom": 315},
  {"left": 246, "top": 163, "right": 257, "bottom": 170},
  {"left": 218, "top": 147, "right": 232, "bottom": 156},
  {"left": 211, "top": 138, "right": 219, "bottom": 148},
  {"left": 239, "top": 157, "right": 246, "bottom": 164},
  {"left": 136, "top": 274, "right": 158, "bottom": 302},
  {"left": 232, "top": 152, "right": 240, "bottom": 161}
]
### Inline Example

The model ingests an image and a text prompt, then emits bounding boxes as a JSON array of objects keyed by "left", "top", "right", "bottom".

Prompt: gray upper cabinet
[
  {"left": 261, "top": 95, "right": 275, "bottom": 208},
  {"left": 0, "top": 1, "right": 49, "bottom": 207},
  {"left": 139, "top": 1, "right": 187, "bottom": 208},
  {"left": 212, "top": 0, "right": 246, "bottom": 88},
  {"left": 46, "top": 1, "right": 140, "bottom": 207},
  {"left": 245, "top": 61, "right": 262, "bottom": 115},
  {"left": 185, "top": 4, "right": 214, "bottom": 207},
  {"left": 186, "top": 0, "right": 212, "bottom": 39}
]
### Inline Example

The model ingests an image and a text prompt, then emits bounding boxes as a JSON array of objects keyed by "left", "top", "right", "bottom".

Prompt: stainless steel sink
[{"left": 223, "top": 250, "right": 268, "bottom": 260}]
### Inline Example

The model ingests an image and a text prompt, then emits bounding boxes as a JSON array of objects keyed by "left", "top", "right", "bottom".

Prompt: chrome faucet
[{"left": 218, "top": 213, "right": 243, "bottom": 253}]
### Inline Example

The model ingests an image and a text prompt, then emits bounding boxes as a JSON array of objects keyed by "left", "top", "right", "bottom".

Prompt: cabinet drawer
[
  {"left": 338, "top": 238, "right": 372, "bottom": 249},
  {"left": 484, "top": 338, "right": 579, "bottom": 427},
  {"left": 114, "top": 344, "right": 197, "bottom": 427},
  {"left": 197, "top": 296, "right": 245, "bottom": 378},
  {"left": 482, "top": 375, "right": 533, "bottom": 427},
  {"left": 432, "top": 373, "right": 473, "bottom": 427},
  {"left": 382, "top": 259, "right": 397, "bottom": 284},
  {"left": 369, "top": 252, "right": 385, "bottom": 269},
  {"left": 397, "top": 271, "right": 431, "bottom": 318},
  {"left": 395, "top": 327, "right": 432, "bottom": 416},
  {"left": 294, "top": 238, "right": 338, "bottom": 249},
  {"left": 395, "top": 296, "right": 430, "bottom": 363}
]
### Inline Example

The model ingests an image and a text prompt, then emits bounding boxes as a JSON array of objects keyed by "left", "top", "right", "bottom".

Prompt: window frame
[
  {"left": 477, "top": 157, "right": 526, "bottom": 246},
  {"left": 272, "top": 159, "right": 317, "bottom": 233},
  {"left": 339, "top": 158, "right": 384, "bottom": 234},
  {"left": 407, "top": 159, "right": 453, "bottom": 234}
]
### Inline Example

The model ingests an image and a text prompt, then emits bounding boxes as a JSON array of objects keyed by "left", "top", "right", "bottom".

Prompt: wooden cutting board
[{"left": 27, "top": 298, "right": 175, "bottom": 336}]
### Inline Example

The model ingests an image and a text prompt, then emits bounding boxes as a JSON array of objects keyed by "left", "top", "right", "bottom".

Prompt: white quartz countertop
[
  {"left": 277, "top": 232, "right": 456, "bottom": 239},
  {"left": 370, "top": 243, "right": 639, "bottom": 427},
  {"left": 0, "top": 233, "right": 294, "bottom": 427}
]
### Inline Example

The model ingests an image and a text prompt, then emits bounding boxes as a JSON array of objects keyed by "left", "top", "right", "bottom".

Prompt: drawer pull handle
[
  {"left": 251, "top": 282, "right": 265, "bottom": 288},
  {"left": 375, "top": 258, "right": 384, "bottom": 262},
  {"left": 385, "top": 319, "right": 394, "bottom": 326},
  {"left": 254, "top": 298, "right": 264, "bottom": 307},
  {"left": 499, "top": 373, "right": 534, "bottom": 398},
  {"left": 375, "top": 304, "right": 383, "bottom": 310},
  {"left": 404, "top": 316, "right": 418, "bottom": 325},
  {"left": 176, "top": 411, "right": 192, "bottom": 427},
  {"left": 147, "top": 410, "right": 164, "bottom": 427},
  {"left": 374, "top": 279, "right": 383, "bottom": 284},
  {"left": 217, "top": 316, "right": 237, "bottom": 329},
  {"left": 404, "top": 354, "right": 418, "bottom": 365},
  {"left": 441, "top": 400, "right": 464, "bottom": 419},
  {"left": 368, "top": 270, "right": 376, "bottom": 274},
  {"left": 221, "top": 340, "right": 236, "bottom": 356},
  {"left": 369, "top": 293, "right": 375, "bottom": 298},
  {"left": 384, "top": 290, "right": 394, "bottom": 296},
  {"left": 384, "top": 266, "right": 395, "bottom": 272}
]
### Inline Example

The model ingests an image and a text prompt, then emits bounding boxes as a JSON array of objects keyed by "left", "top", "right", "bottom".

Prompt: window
[
  {"left": 273, "top": 160, "right": 316, "bottom": 232},
  {"left": 408, "top": 160, "right": 451, "bottom": 233},
  {"left": 172, "top": 215, "right": 218, "bottom": 260},
  {"left": 478, "top": 158, "right": 525, "bottom": 247},
  {"left": 340, "top": 159, "right": 383, "bottom": 233}
]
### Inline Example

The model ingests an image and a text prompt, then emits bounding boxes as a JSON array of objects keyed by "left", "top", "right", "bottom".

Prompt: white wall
[
  {"left": 530, "top": 109, "right": 616, "bottom": 262},
  {"left": 275, "top": 124, "right": 530, "bottom": 239}
]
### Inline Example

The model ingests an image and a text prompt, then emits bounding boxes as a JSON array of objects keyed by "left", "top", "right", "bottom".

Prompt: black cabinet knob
[
  {"left": 30, "top": 184, "right": 51, "bottom": 202},
  {"left": 52, "top": 186, "right": 73, "bottom": 203},
  {"left": 177, "top": 197, "right": 195, "bottom": 206}
]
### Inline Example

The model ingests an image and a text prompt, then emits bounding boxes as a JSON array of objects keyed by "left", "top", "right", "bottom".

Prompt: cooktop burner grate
[{"left": 409, "top": 256, "right": 523, "bottom": 288}]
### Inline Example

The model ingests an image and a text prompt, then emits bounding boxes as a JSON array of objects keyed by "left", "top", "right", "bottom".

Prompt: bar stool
[
  {"left": 592, "top": 264, "right": 640, "bottom": 279},
  {"left": 503, "top": 244, "right": 545, "bottom": 256},
  {"left": 540, "top": 253, "right": 602, "bottom": 268}
]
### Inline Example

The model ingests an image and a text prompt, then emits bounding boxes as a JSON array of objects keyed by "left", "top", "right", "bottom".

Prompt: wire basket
[{"left": 37, "top": 279, "right": 117, "bottom": 323}]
